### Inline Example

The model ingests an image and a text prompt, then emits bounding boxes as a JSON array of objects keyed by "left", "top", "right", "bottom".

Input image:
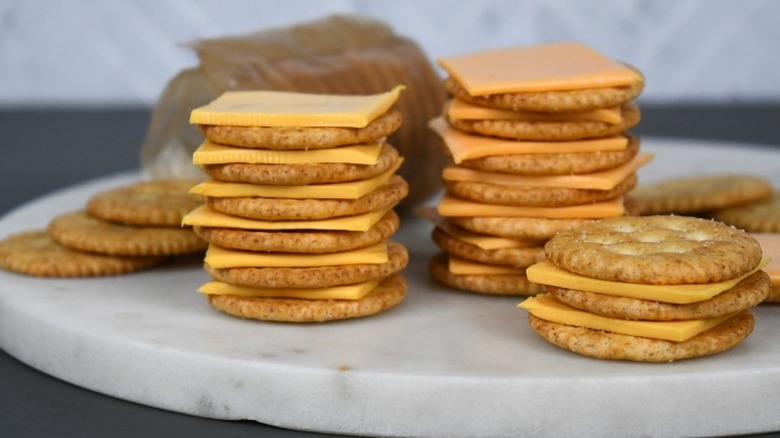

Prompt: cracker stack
[
  {"left": 428, "top": 42, "right": 651, "bottom": 296},
  {"left": 520, "top": 215, "right": 770, "bottom": 362},
  {"left": 183, "top": 87, "right": 410, "bottom": 323}
]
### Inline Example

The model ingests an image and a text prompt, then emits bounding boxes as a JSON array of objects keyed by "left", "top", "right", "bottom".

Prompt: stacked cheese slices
[
  {"left": 428, "top": 42, "right": 652, "bottom": 296},
  {"left": 182, "top": 87, "right": 410, "bottom": 323}
]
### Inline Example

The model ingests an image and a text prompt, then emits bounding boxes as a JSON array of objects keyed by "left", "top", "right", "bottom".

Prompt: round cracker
[
  {"left": 207, "top": 175, "right": 408, "bottom": 221},
  {"left": 200, "top": 143, "right": 400, "bottom": 186},
  {"left": 545, "top": 215, "right": 763, "bottom": 285},
  {"left": 767, "top": 283, "right": 780, "bottom": 303},
  {"left": 547, "top": 270, "right": 769, "bottom": 321},
  {"left": 451, "top": 216, "right": 595, "bottom": 241},
  {"left": 205, "top": 273, "right": 407, "bottom": 323},
  {"left": 205, "top": 241, "right": 408, "bottom": 288},
  {"left": 712, "top": 193, "right": 780, "bottom": 233},
  {"left": 431, "top": 227, "right": 544, "bottom": 269},
  {"left": 428, "top": 252, "right": 543, "bottom": 296},
  {"left": 527, "top": 309, "right": 755, "bottom": 362},
  {"left": 0, "top": 230, "right": 166, "bottom": 277},
  {"left": 198, "top": 109, "right": 402, "bottom": 150}
]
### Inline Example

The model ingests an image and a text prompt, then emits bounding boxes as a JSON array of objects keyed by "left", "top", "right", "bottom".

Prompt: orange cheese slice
[
  {"left": 751, "top": 233, "right": 779, "bottom": 285},
  {"left": 443, "top": 153, "right": 653, "bottom": 191},
  {"left": 189, "top": 159, "right": 401, "bottom": 199},
  {"left": 436, "top": 195, "right": 625, "bottom": 219},
  {"left": 447, "top": 98, "right": 623, "bottom": 124},
  {"left": 526, "top": 259, "right": 770, "bottom": 304},
  {"left": 182, "top": 205, "right": 390, "bottom": 232},
  {"left": 449, "top": 256, "right": 526, "bottom": 275},
  {"left": 204, "top": 242, "right": 388, "bottom": 269},
  {"left": 189, "top": 85, "right": 404, "bottom": 127},
  {"left": 429, "top": 118, "right": 629, "bottom": 163},
  {"left": 518, "top": 294, "right": 737, "bottom": 342},
  {"left": 198, "top": 279, "right": 379, "bottom": 300},
  {"left": 438, "top": 42, "right": 642, "bottom": 96},
  {"left": 192, "top": 140, "right": 383, "bottom": 165}
]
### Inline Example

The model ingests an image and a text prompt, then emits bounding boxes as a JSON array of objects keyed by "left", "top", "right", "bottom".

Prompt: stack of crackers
[
  {"left": 182, "top": 87, "right": 410, "bottom": 323},
  {"left": 427, "top": 42, "right": 651, "bottom": 296}
]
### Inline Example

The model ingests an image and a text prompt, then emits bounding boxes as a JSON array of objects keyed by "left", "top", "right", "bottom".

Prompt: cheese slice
[
  {"left": 193, "top": 140, "right": 383, "bottom": 165},
  {"left": 430, "top": 118, "right": 629, "bottom": 163},
  {"left": 751, "top": 233, "right": 779, "bottom": 285},
  {"left": 438, "top": 42, "right": 642, "bottom": 96},
  {"left": 198, "top": 279, "right": 379, "bottom": 300},
  {"left": 182, "top": 205, "right": 390, "bottom": 232},
  {"left": 189, "top": 85, "right": 405, "bottom": 127},
  {"left": 436, "top": 194, "right": 625, "bottom": 219},
  {"left": 449, "top": 256, "right": 526, "bottom": 275},
  {"left": 518, "top": 294, "right": 737, "bottom": 342},
  {"left": 189, "top": 159, "right": 401, "bottom": 199},
  {"left": 448, "top": 98, "right": 623, "bottom": 124},
  {"left": 526, "top": 259, "right": 770, "bottom": 304},
  {"left": 204, "top": 242, "right": 388, "bottom": 269}
]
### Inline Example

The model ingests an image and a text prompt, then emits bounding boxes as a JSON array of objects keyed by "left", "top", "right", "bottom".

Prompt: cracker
[
  {"left": 547, "top": 270, "right": 769, "bottom": 320},
  {"left": 48, "top": 211, "right": 208, "bottom": 257},
  {"left": 205, "top": 241, "right": 408, "bottom": 288},
  {"left": 444, "top": 75, "right": 644, "bottom": 112},
  {"left": 431, "top": 227, "right": 545, "bottom": 269},
  {"left": 444, "top": 172, "right": 637, "bottom": 207},
  {"left": 193, "top": 210, "right": 399, "bottom": 253},
  {"left": 198, "top": 109, "right": 402, "bottom": 150},
  {"left": 633, "top": 174, "right": 773, "bottom": 216},
  {"left": 205, "top": 273, "right": 407, "bottom": 323},
  {"left": 451, "top": 216, "right": 595, "bottom": 241},
  {"left": 459, "top": 134, "right": 640, "bottom": 176},
  {"left": 86, "top": 179, "right": 203, "bottom": 227},
  {"left": 527, "top": 310, "right": 755, "bottom": 362},
  {"left": 545, "top": 215, "right": 763, "bottom": 285},
  {"left": 201, "top": 143, "right": 401, "bottom": 185},
  {"left": 0, "top": 230, "right": 166, "bottom": 277},
  {"left": 712, "top": 193, "right": 780, "bottom": 233},
  {"left": 767, "top": 283, "right": 780, "bottom": 303},
  {"left": 207, "top": 175, "right": 408, "bottom": 221},
  {"left": 446, "top": 102, "right": 640, "bottom": 141},
  {"left": 428, "top": 252, "right": 543, "bottom": 296}
]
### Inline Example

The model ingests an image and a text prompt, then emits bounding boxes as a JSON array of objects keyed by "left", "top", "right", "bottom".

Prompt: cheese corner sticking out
[
  {"left": 204, "top": 242, "right": 388, "bottom": 269},
  {"left": 189, "top": 85, "right": 405, "bottom": 127},
  {"left": 192, "top": 140, "right": 383, "bottom": 165},
  {"left": 198, "top": 279, "right": 379, "bottom": 300},
  {"left": 438, "top": 42, "right": 642, "bottom": 96},
  {"left": 436, "top": 194, "right": 625, "bottom": 219},
  {"left": 447, "top": 98, "right": 623, "bottom": 125},
  {"left": 448, "top": 256, "right": 526, "bottom": 275},
  {"left": 518, "top": 294, "right": 736, "bottom": 342}
]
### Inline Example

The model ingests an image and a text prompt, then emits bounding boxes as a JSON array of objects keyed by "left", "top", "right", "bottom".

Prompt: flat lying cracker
[
  {"left": 712, "top": 193, "right": 780, "bottom": 233},
  {"left": 451, "top": 216, "right": 594, "bottom": 241},
  {"left": 205, "top": 273, "right": 407, "bottom": 323},
  {"left": 431, "top": 227, "right": 544, "bottom": 269},
  {"left": 545, "top": 215, "right": 763, "bottom": 285},
  {"left": 429, "top": 252, "right": 543, "bottom": 296},
  {"left": 633, "top": 174, "right": 773, "bottom": 216},
  {"left": 547, "top": 271, "right": 769, "bottom": 320},
  {"left": 0, "top": 230, "right": 166, "bottom": 277},
  {"left": 528, "top": 310, "right": 754, "bottom": 362},
  {"left": 198, "top": 109, "right": 402, "bottom": 150}
]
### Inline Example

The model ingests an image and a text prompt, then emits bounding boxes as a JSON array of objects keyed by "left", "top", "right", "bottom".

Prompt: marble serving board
[{"left": 1, "top": 138, "right": 780, "bottom": 438}]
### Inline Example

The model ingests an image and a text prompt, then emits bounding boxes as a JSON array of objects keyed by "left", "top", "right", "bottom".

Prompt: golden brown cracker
[
  {"left": 712, "top": 193, "right": 780, "bottom": 233},
  {"left": 450, "top": 216, "right": 595, "bottom": 241},
  {"left": 431, "top": 227, "right": 545, "bottom": 269},
  {"left": 428, "top": 252, "right": 543, "bottom": 296}
]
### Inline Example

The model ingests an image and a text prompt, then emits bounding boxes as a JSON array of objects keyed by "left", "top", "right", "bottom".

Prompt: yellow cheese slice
[
  {"left": 751, "top": 233, "right": 779, "bottom": 285},
  {"left": 518, "top": 294, "right": 737, "bottom": 342},
  {"left": 448, "top": 98, "right": 623, "bottom": 124},
  {"left": 443, "top": 154, "right": 653, "bottom": 191},
  {"left": 526, "top": 259, "right": 770, "bottom": 304},
  {"left": 189, "top": 159, "right": 402, "bottom": 199},
  {"left": 449, "top": 256, "right": 526, "bottom": 275},
  {"left": 438, "top": 42, "right": 642, "bottom": 96},
  {"left": 182, "top": 205, "right": 390, "bottom": 232},
  {"left": 429, "top": 118, "right": 629, "bottom": 163},
  {"left": 189, "top": 85, "right": 404, "bottom": 127},
  {"left": 436, "top": 194, "right": 625, "bottom": 219},
  {"left": 204, "top": 242, "right": 388, "bottom": 269},
  {"left": 198, "top": 279, "right": 379, "bottom": 300},
  {"left": 193, "top": 140, "right": 383, "bottom": 165}
]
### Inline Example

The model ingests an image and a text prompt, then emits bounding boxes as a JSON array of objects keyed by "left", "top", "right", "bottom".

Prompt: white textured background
[{"left": 1, "top": 0, "right": 779, "bottom": 107}]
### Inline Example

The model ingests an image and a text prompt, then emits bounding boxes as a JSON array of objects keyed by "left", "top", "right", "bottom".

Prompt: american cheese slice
[
  {"left": 443, "top": 153, "right": 653, "bottom": 190},
  {"left": 189, "top": 159, "right": 402, "bottom": 199},
  {"left": 526, "top": 259, "right": 770, "bottom": 304},
  {"left": 189, "top": 86, "right": 404, "bottom": 127},
  {"left": 430, "top": 118, "right": 629, "bottom": 163},
  {"left": 198, "top": 279, "right": 379, "bottom": 300},
  {"left": 438, "top": 42, "right": 642, "bottom": 96},
  {"left": 751, "top": 233, "right": 779, "bottom": 285},
  {"left": 449, "top": 256, "right": 526, "bottom": 275},
  {"left": 418, "top": 206, "right": 539, "bottom": 250},
  {"left": 182, "top": 205, "right": 390, "bottom": 232},
  {"left": 518, "top": 294, "right": 737, "bottom": 342},
  {"left": 205, "top": 242, "right": 388, "bottom": 269},
  {"left": 436, "top": 194, "right": 625, "bottom": 219},
  {"left": 193, "top": 140, "right": 383, "bottom": 165},
  {"left": 448, "top": 98, "right": 623, "bottom": 124}
]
